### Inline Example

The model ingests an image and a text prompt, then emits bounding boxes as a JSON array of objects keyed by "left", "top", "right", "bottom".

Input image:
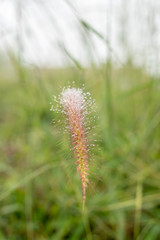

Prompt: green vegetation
[{"left": 0, "top": 62, "right": 160, "bottom": 240}]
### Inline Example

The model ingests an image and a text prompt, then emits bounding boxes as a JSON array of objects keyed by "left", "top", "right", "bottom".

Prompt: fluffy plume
[{"left": 51, "top": 87, "right": 94, "bottom": 209}]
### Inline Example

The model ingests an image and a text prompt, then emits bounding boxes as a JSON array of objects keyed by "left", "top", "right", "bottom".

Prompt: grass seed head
[{"left": 51, "top": 86, "right": 95, "bottom": 210}]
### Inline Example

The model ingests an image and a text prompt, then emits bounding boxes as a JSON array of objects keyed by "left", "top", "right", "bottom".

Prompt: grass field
[{"left": 0, "top": 61, "right": 160, "bottom": 240}]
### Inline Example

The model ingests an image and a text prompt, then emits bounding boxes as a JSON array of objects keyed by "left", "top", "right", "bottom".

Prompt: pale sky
[{"left": 0, "top": 0, "right": 160, "bottom": 74}]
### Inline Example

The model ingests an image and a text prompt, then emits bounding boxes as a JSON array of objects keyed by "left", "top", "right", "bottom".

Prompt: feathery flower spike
[{"left": 51, "top": 87, "right": 94, "bottom": 210}]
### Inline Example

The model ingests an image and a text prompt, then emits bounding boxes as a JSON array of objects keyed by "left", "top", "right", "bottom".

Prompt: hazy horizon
[{"left": 0, "top": 0, "right": 160, "bottom": 75}]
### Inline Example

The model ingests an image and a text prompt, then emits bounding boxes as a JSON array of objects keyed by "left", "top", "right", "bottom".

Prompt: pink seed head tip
[{"left": 60, "top": 88, "right": 85, "bottom": 111}]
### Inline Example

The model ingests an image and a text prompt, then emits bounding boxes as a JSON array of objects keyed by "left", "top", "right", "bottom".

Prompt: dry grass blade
[{"left": 95, "top": 193, "right": 160, "bottom": 212}]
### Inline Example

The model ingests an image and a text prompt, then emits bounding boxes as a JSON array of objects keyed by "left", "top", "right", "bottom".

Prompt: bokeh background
[{"left": 0, "top": 0, "right": 160, "bottom": 239}]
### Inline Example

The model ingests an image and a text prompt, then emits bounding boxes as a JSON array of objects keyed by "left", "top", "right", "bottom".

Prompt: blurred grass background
[{"left": 0, "top": 0, "right": 160, "bottom": 239}]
